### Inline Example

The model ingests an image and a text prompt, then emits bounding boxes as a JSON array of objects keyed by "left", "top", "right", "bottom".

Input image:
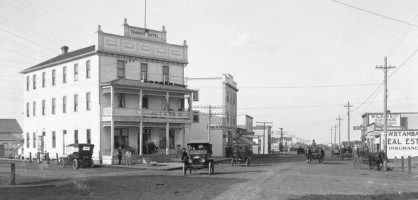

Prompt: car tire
[
  {"left": 59, "top": 159, "right": 65, "bottom": 168},
  {"left": 72, "top": 159, "right": 79, "bottom": 170}
]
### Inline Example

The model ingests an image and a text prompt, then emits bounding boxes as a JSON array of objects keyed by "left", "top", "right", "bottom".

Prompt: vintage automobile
[
  {"left": 59, "top": 143, "right": 95, "bottom": 170},
  {"left": 231, "top": 144, "right": 252, "bottom": 166},
  {"left": 183, "top": 140, "right": 214, "bottom": 176}
]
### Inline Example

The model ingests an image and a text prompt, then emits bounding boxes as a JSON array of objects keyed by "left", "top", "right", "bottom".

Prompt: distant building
[
  {"left": 20, "top": 19, "right": 195, "bottom": 164},
  {"left": 185, "top": 74, "right": 238, "bottom": 156},
  {"left": 0, "top": 119, "right": 23, "bottom": 158},
  {"left": 253, "top": 125, "right": 272, "bottom": 154}
]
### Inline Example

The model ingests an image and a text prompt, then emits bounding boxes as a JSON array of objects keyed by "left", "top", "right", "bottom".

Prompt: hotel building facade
[{"left": 20, "top": 19, "right": 196, "bottom": 163}]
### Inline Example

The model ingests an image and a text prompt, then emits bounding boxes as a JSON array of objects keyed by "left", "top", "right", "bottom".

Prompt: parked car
[
  {"left": 59, "top": 143, "right": 95, "bottom": 170},
  {"left": 182, "top": 140, "right": 214, "bottom": 176}
]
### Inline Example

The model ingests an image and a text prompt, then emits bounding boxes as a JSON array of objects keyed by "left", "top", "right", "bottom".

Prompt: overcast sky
[{"left": 1, "top": 0, "right": 418, "bottom": 144}]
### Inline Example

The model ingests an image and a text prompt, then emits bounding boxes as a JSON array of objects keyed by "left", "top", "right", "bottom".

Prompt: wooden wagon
[{"left": 231, "top": 144, "right": 252, "bottom": 166}]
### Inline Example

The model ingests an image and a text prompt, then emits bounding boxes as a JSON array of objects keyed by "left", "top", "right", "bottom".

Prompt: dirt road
[{"left": 1, "top": 154, "right": 418, "bottom": 200}]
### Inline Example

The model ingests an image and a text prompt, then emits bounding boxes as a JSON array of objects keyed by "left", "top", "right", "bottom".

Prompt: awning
[{"left": 237, "top": 137, "right": 256, "bottom": 146}]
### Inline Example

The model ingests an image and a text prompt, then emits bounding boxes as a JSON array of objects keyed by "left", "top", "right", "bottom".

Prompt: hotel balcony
[{"left": 102, "top": 107, "right": 192, "bottom": 123}]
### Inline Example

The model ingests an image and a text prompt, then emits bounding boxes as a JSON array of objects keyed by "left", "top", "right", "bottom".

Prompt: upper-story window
[
  {"left": 142, "top": 96, "right": 148, "bottom": 109},
  {"left": 74, "top": 130, "right": 79, "bottom": 144},
  {"left": 33, "top": 74, "right": 36, "bottom": 90},
  {"left": 117, "top": 60, "right": 125, "bottom": 78},
  {"left": 74, "top": 64, "right": 78, "bottom": 81},
  {"left": 52, "top": 98, "right": 56, "bottom": 114},
  {"left": 86, "top": 92, "right": 91, "bottom": 110},
  {"left": 63, "top": 96, "right": 67, "bottom": 113},
  {"left": 86, "top": 60, "right": 91, "bottom": 78},
  {"left": 26, "top": 76, "right": 30, "bottom": 91},
  {"left": 63, "top": 66, "right": 67, "bottom": 83},
  {"left": 140, "top": 63, "right": 148, "bottom": 81},
  {"left": 26, "top": 132, "right": 29, "bottom": 148},
  {"left": 52, "top": 69, "right": 56, "bottom": 86},
  {"left": 162, "top": 66, "right": 169, "bottom": 83},
  {"left": 42, "top": 100, "right": 45, "bottom": 116},
  {"left": 32, "top": 101, "right": 36, "bottom": 116},
  {"left": 26, "top": 102, "right": 29, "bottom": 117},
  {"left": 74, "top": 94, "right": 78, "bottom": 112},
  {"left": 118, "top": 93, "right": 125, "bottom": 108},
  {"left": 42, "top": 72, "right": 46, "bottom": 88}
]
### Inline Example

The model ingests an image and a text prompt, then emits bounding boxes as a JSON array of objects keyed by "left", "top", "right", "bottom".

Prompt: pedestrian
[
  {"left": 311, "top": 139, "right": 317, "bottom": 151},
  {"left": 125, "top": 148, "right": 132, "bottom": 166},
  {"left": 117, "top": 146, "right": 122, "bottom": 165},
  {"left": 181, "top": 148, "right": 188, "bottom": 162}
]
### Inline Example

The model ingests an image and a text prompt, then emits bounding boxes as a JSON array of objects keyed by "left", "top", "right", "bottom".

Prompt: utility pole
[
  {"left": 336, "top": 116, "right": 342, "bottom": 149},
  {"left": 194, "top": 105, "right": 222, "bottom": 142},
  {"left": 334, "top": 124, "right": 337, "bottom": 149},
  {"left": 376, "top": 56, "right": 395, "bottom": 171},
  {"left": 256, "top": 121, "right": 273, "bottom": 154},
  {"left": 330, "top": 127, "right": 333, "bottom": 149},
  {"left": 344, "top": 102, "right": 353, "bottom": 147},
  {"left": 280, "top": 127, "right": 283, "bottom": 154}
]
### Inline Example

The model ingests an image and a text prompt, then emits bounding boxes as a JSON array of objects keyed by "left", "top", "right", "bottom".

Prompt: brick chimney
[{"left": 61, "top": 46, "right": 69, "bottom": 54}]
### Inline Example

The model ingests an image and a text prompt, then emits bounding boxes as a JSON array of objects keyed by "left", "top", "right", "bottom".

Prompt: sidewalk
[{"left": 98, "top": 157, "right": 231, "bottom": 171}]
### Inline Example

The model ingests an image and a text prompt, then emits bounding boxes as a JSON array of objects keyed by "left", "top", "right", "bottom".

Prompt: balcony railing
[{"left": 102, "top": 107, "right": 191, "bottom": 120}]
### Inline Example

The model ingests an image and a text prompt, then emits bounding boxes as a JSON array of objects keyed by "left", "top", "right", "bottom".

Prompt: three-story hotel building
[{"left": 20, "top": 19, "right": 196, "bottom": 163}]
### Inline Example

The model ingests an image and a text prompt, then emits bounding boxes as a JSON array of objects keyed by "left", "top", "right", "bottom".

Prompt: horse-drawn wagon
[
  {"left": 306, "top": 147, "right": 325, "bottom": 163},
  {"left": 231, "top": 144, "right": 252, "bottom": 166},
  {"left": 353, "top": 150, "right": 385, "bottom": 170}
]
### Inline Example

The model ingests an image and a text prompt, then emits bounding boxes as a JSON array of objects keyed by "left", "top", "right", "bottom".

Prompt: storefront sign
[
  {"left": 368, "top": 114, "right": 401, "bottom": 127},
  {"left": 125, "top": 26, "right": 165, "bottom": 42},
  {"left": 387, "top": 130, "right": 418, "bottom": 158}
]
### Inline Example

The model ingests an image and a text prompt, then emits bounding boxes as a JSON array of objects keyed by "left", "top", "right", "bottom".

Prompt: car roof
[{"left": 187, "top": 140, "right": 211, "bottom": 145}]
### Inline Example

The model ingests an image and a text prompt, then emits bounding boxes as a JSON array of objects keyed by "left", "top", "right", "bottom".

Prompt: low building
[
  {"left": 253, "top": 125, "right": 272, "bottom": 154},
  {"left": 0, "top": 119, "right": 23, "bottom": 158}
]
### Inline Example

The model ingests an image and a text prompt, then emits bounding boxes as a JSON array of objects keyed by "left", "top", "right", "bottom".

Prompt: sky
[{"left": 1, "top": 0, "right": 418, "bottom": 145}]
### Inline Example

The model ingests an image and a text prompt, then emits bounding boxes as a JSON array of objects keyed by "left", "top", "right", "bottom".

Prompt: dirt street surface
[{"left": 1, "top": 153, "right": 418, "bottom": 200}]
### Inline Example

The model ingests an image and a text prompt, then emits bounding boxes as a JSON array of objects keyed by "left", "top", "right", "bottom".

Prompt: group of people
[{"left": 116, "top": 146, "right": 132, "bottom": 166}]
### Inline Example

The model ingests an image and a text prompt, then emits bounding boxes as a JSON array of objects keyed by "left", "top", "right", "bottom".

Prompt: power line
[{"left": 329, "top": 0, "right": 418, "bottom": 28}]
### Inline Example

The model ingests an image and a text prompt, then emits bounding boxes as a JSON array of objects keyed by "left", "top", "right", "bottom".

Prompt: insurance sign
[{"left": 387, "top": 130, "right": 418, "bottom": 159}]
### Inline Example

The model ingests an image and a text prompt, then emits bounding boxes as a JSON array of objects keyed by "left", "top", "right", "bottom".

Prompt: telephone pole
[
  {"left": 344, "top": 102, "right": 353, "bottom": 147},
  {"left": 334, "top": 124, "right": 337, "bottom": 149},
  {"left": 376, "top": 56, "right": 395, "bottom": 171},
  {"left": 330, "top": 127, "right": 333, "bottom": 149},
  {"left": 256, "top": 121, "right": 273, "bottom": 154},
  {"left": 336, "top": 116, "right": 342, "bottom": 148},
  {"left": 194, "top": 105, "right": 222, "bottom": 142},
  {"left": 280, "top": 127, "right": 284, "bottom": 154}
]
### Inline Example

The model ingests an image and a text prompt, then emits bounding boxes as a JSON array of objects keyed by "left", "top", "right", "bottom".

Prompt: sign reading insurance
[{"left": 387, "top": 130, "right": 418, "bottom": 158}]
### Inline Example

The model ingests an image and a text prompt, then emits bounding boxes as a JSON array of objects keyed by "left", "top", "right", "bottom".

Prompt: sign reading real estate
[
  {"left": 368, "top": 114, "right": 401, "bottom": 127},
  {"left": 387, "top": 130, "right": 418, "bottom": 158}
]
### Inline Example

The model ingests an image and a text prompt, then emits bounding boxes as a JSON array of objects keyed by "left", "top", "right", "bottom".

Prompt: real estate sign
[
  {"left": 368, "top": 114, "right": 401, "bottom": 127},
  {"left": 387, "top": 130, "right": 418, "bottom": 158}
]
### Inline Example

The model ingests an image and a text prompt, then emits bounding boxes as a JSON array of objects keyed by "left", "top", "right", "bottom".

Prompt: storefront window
[{"left": 114, "top": 129, "right": 129, "bottom": 149}]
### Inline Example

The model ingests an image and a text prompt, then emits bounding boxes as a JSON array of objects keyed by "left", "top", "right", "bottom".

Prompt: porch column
[
  {"left": 110, "top": 86, "right": 114, "bottom": 157},
  {"left": 189, "top": 92, "right": 193, "bottom": 141},
  {"left": 139, "top": 89, "right": 143, "bottom": 155},
  {"left": 166, "top": 91, "right": 170, "bottom": 155}
]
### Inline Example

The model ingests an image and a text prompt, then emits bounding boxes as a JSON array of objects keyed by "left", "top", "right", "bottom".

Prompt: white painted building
[
  {"left": 20, "top": 19, "right": 196, "bottom": 163},
  {"left": 253, "top": 125, "right": 272, "bottom": 154},
  {"left": 185, "top": 74, "right": 238, "bottom": 156}
]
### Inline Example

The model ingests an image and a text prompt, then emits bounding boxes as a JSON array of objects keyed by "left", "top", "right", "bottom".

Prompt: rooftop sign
[
  {"left": 368, "top": 113, "right": 401, "bottom": 127},
  {"left": 124, "top": 23, "right": 166, "bottom": 43}
]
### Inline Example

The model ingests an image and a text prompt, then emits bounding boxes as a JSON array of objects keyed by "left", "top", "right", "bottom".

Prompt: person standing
[
  {"left": 125, "top": 148, "right": 132, "bottom": 166},
  {"left": 117, "top": 147, "right": 122, "bottom": 165},
  {"left": 311, "top": 139, "right": 317, "bottom": 151}
]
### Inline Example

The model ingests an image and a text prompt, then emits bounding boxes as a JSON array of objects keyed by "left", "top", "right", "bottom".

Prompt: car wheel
[
  {"left": 59, "top": 159, "right": 65, "bottom": 168},
  {"left": 72, "top": 159, "right": 79, "bottom": 170}
]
